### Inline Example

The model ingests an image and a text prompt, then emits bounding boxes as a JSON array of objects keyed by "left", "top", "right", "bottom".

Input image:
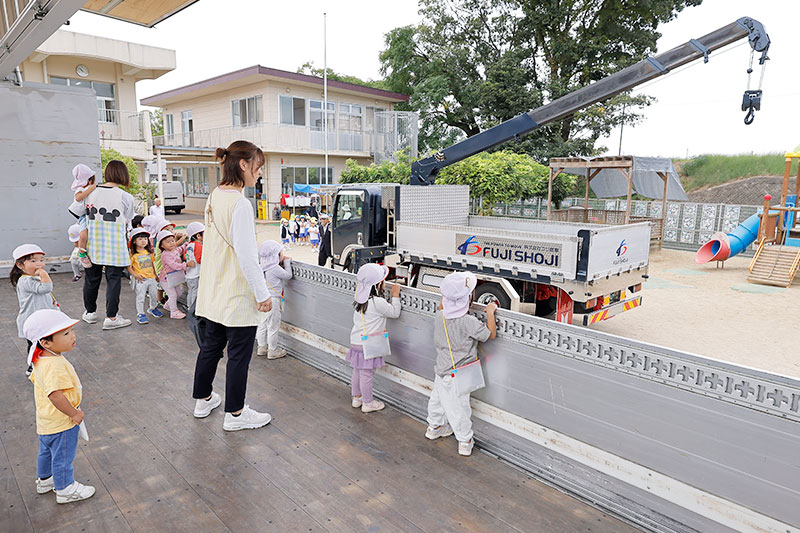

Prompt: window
[
  {"left": 335, "top": 191, "right": 363, "bottom": 225},
  {"left": 280, "top": 95, "right": 305, "bottom": 126},
  {"left": 182, "top": 167, "right": 209, "bottom": 197},
  {"left": 165, "top": 114, "right": 174, "bottom": 136},
  {"left": 339, "top": 103, "right": 363, "bottom": 132},
  {"left": 50, "top": 76, "right": 116, "bottom": 123},
  {"left": 232, "top": 95, "right": 262, "bottom": 127},
  {"left": 171, "top": 168, "right": 182, "bottom": 180},
  {"left": 181, "top": 110, "right": 193, "bottom": 145},
  {"left": 365, "top": 106, "right": 386, "bottom": 133},
  {"left": 310, "top": 100, "right": 335, "bottom": 131},
  {"left": 281, "top": 166, "right": 334, "bottom": 195}
]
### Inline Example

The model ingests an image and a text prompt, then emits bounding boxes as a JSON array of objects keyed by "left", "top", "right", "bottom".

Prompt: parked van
[{"left": 153, "top": 181, "right": 185, "bottom": 214}]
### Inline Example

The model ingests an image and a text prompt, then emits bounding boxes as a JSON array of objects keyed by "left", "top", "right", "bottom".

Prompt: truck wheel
[
  {"left": 474, "top": 283, "right": 511, "bottom": 309},
  {"left": 174, "top": 209, "right": 182, "bottom": 214}
]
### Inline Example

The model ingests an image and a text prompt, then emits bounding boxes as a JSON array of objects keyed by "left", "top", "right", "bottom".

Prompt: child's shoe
[
  {"left": 193, "top": 391, "right": 221, "bottom": 418},
  {"left": 36, "top": 476, "right": 54, "bottom": 494},
  {"left": 458, "top": 439, "right": 474, "bottom": 457},
  {"left": 361, "top": 400, "right": 385, "bottom": 413},
  {"left": 170, "top": 310, "right": 186, "bottom": 319},
  {"left": 78, "top": 250, "right": 92, "bottom": 269},
  {"left": 425, "top": 423, "right": 454, "bottom": 440},
  {"left": 71, "top": 274, "right": 82, "bottom": 282},
  {"left": 56, "top": 481, "right": 95, "bottom": 503},
  {"left": 267, "top": 348, "right": 287, "bottom": 360},
  {"left": 351, "top": 396, "right": 363, "bottom": 408},
  {"left": 256, "top": 346, "right": 268, "bottom": 357},
  {"left": 136, "top": 313, "right": 149, "bottom": 324},
  {"left": 147, "top": 307, "right": 163, "bottom": 318}
]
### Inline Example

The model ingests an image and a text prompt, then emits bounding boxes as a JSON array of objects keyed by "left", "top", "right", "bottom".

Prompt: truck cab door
[{"left": 331, "top": 189, "right": 368, "bottom": 266}]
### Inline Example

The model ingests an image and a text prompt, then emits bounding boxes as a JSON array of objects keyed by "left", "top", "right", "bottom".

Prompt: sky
[{"left": 63, "top": 0, "right": 800, "bottom": 158}]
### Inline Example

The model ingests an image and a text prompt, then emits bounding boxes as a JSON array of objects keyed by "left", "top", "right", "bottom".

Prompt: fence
[
  {"left": 476, "top": 197, "right": 759, "bottom": 256},
  {"left": 97, "top": 109, "right": 146, "bottom": 142}
]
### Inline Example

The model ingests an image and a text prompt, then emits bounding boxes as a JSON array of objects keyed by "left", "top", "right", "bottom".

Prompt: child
[
  {"left": 308, "top": 218, "right": 320, "bottom": 252},
  {"left": 256, "top": 241, "right": 292, "bottom": 359},
  {"left": 280, "top": 218, "right": 291, "bottom": 249},
  {"left": 68, "top": 164, "right": 97, "bottom": 269},
  {"left": 426, "top": 271, "right": 497, "bottom": 457},
  {"left": 157, "top": 230, "right": 193, "bottom": 319},
  {"left": 288, "top": 215, "right": 297, "bottom": 245},
  {"left": 24, "top": 309, "right": 95, "bottom": 503},
  {"left": 67, "top": 225, "right": 83, "bottom": 282},
  {"left": 11, "top": 244, "right": 59, "bottom": 374},
  {"left": 127, "top": 228, "right": 163, "bottom": 324},
  {"left": 184, "top": 222, "right": 204, "bottom": 312},
  {"left": 348, "top": 263, "right": 401, "bottom": 413},
  {"left": 299, "top": 216, "right": 309, "bottom": 245},
  {"left": 131, "top": 214, "right": 145, "bottom": 229}
]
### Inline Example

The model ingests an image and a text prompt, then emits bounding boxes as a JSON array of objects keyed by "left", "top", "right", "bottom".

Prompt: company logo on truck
[
  {"left": 613, "top": 239, "right": 629, "bottom": 265},
  {"left": 456, "top": 234, "right": 561, "bottom": 267}
]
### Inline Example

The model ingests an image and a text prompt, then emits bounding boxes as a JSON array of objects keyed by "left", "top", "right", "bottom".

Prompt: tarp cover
[
  {"left": 293, "top": 183, "right": 321, "bottom": 193},
  {"left": 559, "top": 157, "right": 688, "bottom": 201}
]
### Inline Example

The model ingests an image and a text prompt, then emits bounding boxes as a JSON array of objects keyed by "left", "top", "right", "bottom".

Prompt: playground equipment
[{"left": 696, "top": 153, "right": 800, "bottom": 286}]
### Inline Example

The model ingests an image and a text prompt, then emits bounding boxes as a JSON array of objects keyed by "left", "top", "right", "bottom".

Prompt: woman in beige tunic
[{"left": 191, "top": 141, "right": 273, "bottom": 432}]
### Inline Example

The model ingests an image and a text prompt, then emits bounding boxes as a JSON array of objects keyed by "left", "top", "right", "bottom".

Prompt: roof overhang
[
  {"left": 1, "top": 0, "right": 197, "bottom": 79},
  {"left": 142, "top": 65, "right": 410, "bottom": 107}
]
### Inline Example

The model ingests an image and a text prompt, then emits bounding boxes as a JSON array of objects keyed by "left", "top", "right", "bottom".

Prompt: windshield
[{"left": 335, "top": 192, "right": 363, "bottom": 225}]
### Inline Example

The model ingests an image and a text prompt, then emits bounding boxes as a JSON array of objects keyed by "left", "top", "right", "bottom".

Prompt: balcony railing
[
  {"left": 98, "top": 110, "right": 147, "bottom": 142},
  {"left": 153, "top": 123, "right": 376, "bottom": 156}
]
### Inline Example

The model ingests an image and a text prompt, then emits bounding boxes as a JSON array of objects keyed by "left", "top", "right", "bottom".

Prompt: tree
[
  {"left": 297, "top": 62, "right": 388, "bottom": 90},
  {"left": 150, "top": 108, "right": 163, "bottom": 138},
  {"left": 100, "top": 147, "right": 147, "bottom": 204},
  {"left": 380, "top": 0, "right": 700, "bottom": 159}
]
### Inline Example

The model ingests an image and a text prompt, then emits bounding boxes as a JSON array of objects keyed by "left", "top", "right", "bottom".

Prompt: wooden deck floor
[{"left": 0, "top": 273, "right": 637, "bottom": 532}]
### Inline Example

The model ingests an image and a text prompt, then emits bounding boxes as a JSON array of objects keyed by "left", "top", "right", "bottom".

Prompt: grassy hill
[{"left": 676, "top": 153, "right": 786, "bottom": 192}]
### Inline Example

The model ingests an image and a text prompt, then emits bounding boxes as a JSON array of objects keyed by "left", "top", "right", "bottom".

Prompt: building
[
  {"left": 19, "top": 29, "right": 176, "bottom": 171},
  {"left": 140, "top": 65, "right": 413, "bottom": 214}
]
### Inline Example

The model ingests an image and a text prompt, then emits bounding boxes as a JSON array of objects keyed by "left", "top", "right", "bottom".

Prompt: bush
[{"left": 679, "top": 153, "right": 786, "bottom": 191}]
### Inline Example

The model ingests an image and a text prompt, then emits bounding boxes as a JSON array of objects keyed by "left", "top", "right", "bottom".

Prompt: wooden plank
[{"left": 0, "top": 435, "right": 33, "bottom": 532}]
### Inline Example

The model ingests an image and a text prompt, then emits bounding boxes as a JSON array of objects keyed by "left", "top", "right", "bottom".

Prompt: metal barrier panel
[{"left": 282, "top": 262, "right": 800, "bottom": 532}]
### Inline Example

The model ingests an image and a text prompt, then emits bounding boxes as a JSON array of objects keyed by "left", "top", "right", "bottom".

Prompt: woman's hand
[{"left": 257, "top": 298, "right": 272, "bottom": 313}]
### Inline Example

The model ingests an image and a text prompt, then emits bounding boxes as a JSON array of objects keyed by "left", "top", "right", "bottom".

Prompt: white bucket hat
[
  {"left": 355, "top": 263, "right": 389, "bottom": 304},
  {"left": 156, "top": 229, "right": 175, "bottom": 247},
  {"left": 12, "top": 244, "right": 45, "bottom": 262},
  {"left": 23, "top": 309, "right": 79, "bottom": 366},
  {"left": 440, "top": 271, "right": 477, "bottom": 319},
  {"left": 186, "top": 221, "right": 205, "bottom": 239},
  {"left": 129, "top": 227, "right": 149, "bottom": 241},
  {"left": 67, "top": 225, "right": 81, "bottom": 243},
  {"left": 141, "top": 215, "right": 165, "bottom": 237},
  {"left": 258, "top": 240, "right": 283, "bottom": 270}
]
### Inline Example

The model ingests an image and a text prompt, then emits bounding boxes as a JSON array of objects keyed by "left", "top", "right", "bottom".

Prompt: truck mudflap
[{"left": 583, "top": 295, "right": 642, "bottom": 326}]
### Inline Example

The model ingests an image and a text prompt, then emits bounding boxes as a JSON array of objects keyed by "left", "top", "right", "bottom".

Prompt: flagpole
[{"left": 323, "top": 12, "right": 329, "bottom": 189}]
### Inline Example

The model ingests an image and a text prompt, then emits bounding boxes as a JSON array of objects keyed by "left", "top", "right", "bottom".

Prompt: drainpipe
[{"left": 14, "top": 66, "right": 23, "bottom": 87}]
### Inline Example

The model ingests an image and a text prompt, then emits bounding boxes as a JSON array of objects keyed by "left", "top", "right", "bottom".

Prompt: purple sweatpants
[{"left": 351, "top": 367, "right": 376, "bottom": 403}]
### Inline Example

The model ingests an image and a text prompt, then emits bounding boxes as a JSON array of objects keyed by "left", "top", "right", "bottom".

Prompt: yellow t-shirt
[
  {"left": 130, "top": 251, "right": 157, "bottom": 279},
  {"left": 30, "top": 355, "right": 82, "bottom": 435}
]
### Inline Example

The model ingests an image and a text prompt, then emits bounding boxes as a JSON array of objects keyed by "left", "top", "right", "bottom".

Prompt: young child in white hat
[
  {"left": 10, "top": 244, "right": 59, "bottom": 375},
  {"left": 184, "top": 222, "right": 205, "bottom": 311},
  {"left": 348, "top": 263, "right": 402, "bottom": 413},
  {"left": 68, "top": 163, "right": 97, "bottom": 269},
  {"left": 280, "top": 218, "right": 291, "bottom": 249},
  {"left": 67, "top": 224, "right": 84, "bottom": 282},
  {"left": 24, "top": 309, "right": 96, "bottom": 503},
  {"left": 256, "top": 240, "right": 292, "bottom": 359},
  {"left": 127, "top": 228, "right": 163, "bottom": 324},
  {"left": 157, "top": 230, "right": 193, "bottom": 319},
  {"left": 426, "top": 271, "right": 497, "bottom": 456}
]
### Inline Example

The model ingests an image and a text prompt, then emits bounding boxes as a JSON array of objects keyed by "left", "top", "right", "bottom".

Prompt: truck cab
[{"left": 331, "top": 185, "right": 387, "bottom": 270}]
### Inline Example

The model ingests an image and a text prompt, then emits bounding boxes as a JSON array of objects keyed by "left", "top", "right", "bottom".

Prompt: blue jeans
[{"left": 37, "top": 425, "right": 79, "bottom": 490}]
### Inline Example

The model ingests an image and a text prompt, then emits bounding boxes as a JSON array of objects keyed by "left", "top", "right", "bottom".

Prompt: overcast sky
[{"left": 65, "top": 0, "right": 800, "bottom": 158}]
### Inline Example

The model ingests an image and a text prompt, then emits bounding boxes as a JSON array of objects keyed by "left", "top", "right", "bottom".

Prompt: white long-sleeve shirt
[
  {"left": 264, "top": 258, "right": 292, "bottom": 298},
  {"left": 228, "top": 195, "right": 269, "bottom": 303},
  {"left": 350, "top": 296, "right": 402, "bottom": 344}
]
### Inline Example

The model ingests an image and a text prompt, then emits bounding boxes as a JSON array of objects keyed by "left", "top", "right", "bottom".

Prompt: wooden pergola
[{"left": 547, "top": 156, "right": 671, "bottom": 225}]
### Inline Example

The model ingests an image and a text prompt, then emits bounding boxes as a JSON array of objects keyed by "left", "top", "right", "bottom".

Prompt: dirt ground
[{"left": 185, "top": 215, "right": 799, "bottom": 379}]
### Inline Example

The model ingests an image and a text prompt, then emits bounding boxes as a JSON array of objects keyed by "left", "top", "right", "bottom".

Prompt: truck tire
[
  {"left": 474, "top": 283, "right": 511, "bottom": 309},
  {"left": 174, "top": 208, "right": 182, "bottom": 214}
]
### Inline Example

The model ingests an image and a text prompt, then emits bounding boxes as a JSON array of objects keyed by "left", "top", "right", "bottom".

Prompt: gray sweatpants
[
  {"left": 186, "top": 277, "right": 199, "bottom": 310},
  {"left": 134, "top": 278, "right": 159, "bottom": 315}
]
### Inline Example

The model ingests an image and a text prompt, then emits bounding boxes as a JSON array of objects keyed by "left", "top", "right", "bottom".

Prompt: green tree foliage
[
  {"left": 150, "top": 108, "right": 164, "bottom": 138},
  {"left": 297, "top": 62, "right": 389, "bottom": 90},
  {"left": 339, "top": 151, "right": 576, "bottom": 212},
  {"left": 100, "top": 147, "right": 141, "bottom": 197},
  {"left": 380, "top": 0, "right": 700, "bottom": 159}
]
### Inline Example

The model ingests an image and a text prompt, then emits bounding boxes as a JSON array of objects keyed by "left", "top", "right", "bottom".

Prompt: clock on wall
[{"left": 76, "top": 65, "right": 89, "bottom": 77}]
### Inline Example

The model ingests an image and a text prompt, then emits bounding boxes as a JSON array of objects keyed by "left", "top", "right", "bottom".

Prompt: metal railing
[
  {"left": 154, "top": 123, "right": 376, "bottom": 155},
  {"left": 97, "top": 109, "right": 146, "bottom": 142}
]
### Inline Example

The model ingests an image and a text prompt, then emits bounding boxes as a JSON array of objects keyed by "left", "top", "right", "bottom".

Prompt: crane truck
[{"left": 328, "top": 17, "right": 770, "bottom": 326}]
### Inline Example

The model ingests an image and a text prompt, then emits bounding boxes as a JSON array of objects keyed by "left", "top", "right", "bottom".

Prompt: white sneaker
[
  {"left": 102, "top": 316, "right": 131, "bottom": 330},
  {"left": 193, "top": 391, "right": 221, "bottom": 418},
  {"left": 256, "top": 346, "right": 268, "bottom": 357},
  {"left": 36, "top": 477, "right": 54, "bottom": 494},
  {"left": 351, "top": 396, "right": 363, "bottom": 408},
  {"left": 425, "top": 423, "right": 454, "bottom": 440},
  {"left": 82, "top": 311, "right": 97, "bottom": 324},
  {"left": 223, "top": 405, "right": 271, "bottom": 431},
  {"left": 458, "top": 439, "right": 474, "bottom": 456},
  {"left": 267, "top": 348, "right": 287, "bottom": 360},
  {"left": 361, "top": 400, "right": 385, "bottom": 413},
  {"left": 56, "top": 481, "right": 95, "bottom": 503}
]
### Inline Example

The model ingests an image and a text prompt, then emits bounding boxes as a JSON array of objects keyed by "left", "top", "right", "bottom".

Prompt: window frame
[
  {"left": 232, "top": 95, "right": 263, "bottom": 128},
  {"left": 279, "top": 95, "right": 306, "bottom": 126}
]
